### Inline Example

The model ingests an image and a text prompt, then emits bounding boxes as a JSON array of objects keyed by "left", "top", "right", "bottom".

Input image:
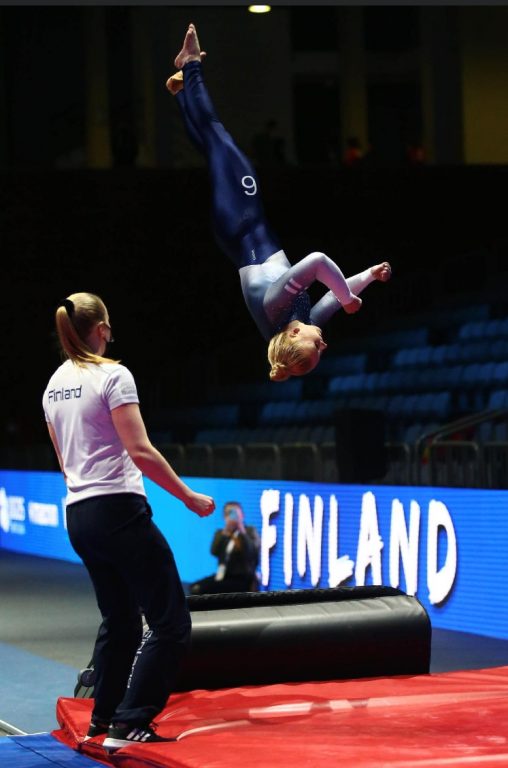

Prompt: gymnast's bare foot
[
  {"left": 174, "top": 23, "right": 204, "bottom": 69},
  {"left": 370, "top": 261, "right": 392, "bottom": 282},
  {"left": 166, "top": 48, "right": 207, "bottom": 96},
  {"left": 343, "top": 296, "right": 362, "bottom": 314}
]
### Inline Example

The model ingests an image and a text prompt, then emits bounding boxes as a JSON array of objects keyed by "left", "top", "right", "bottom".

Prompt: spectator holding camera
[{"left": 190, "top": 502, "right": 261, "bottom": 594}]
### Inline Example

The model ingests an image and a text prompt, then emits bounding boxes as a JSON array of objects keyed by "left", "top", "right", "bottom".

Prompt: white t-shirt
[{"left": 42, "top": 360, "right": 145, "bottom": 504}]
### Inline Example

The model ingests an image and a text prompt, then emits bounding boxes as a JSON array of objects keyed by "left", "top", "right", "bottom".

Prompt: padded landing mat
[
  {"left": 54, "top": 666, "right": 508, "bottom": 768},
  {"left": 0, "top": 733, "right": 109, "bottom": 767}
]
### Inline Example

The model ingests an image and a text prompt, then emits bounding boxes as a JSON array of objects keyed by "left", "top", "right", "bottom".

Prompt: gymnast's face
[
  {"left": 288, "top": 322, "right": 328, "bottom": 374},
  {"left": 289, "top": 322, "right": 327, "bottom": 350}
]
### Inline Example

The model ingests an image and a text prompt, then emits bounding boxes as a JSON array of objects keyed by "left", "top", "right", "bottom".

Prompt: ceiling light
[{"left": 248, "top": 5, "right": 271, "bottom": 14}]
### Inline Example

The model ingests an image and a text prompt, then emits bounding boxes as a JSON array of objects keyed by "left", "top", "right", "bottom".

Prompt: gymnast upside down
[{"left": 167, "top": 24, "right": 391, "bottom": 381}]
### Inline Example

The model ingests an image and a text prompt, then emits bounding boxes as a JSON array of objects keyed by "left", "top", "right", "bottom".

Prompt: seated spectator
[{"left": 190, "top": 501, "right": 261, "bottom": 594}]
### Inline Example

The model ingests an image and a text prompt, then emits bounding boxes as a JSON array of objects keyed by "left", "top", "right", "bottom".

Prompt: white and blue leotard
[{"left": 177, "top": 61, "right": 374, "bottom": 340}]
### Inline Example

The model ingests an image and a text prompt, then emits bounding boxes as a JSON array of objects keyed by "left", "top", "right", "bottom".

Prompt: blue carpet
[
  {"left": 0, "top": 642, "right": 78, "bottom": 734},
  {"left": 0, "top": 734, "right": 104, "bottom": 767}
]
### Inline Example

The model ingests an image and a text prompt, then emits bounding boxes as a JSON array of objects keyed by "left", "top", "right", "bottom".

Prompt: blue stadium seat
[
  {"left": 207, "top": 404, "right": 240, "bottom": 428},
  {"left": 392, "top": 348, "right": 412, "bottom": 368},
  {"left": 485, "top": 319, "right": 502, "bottom": 338},
  {"left": 431, "top": 345, "right": 448, "bottom": 365},
  {"left": 491, "top": 339, "right": 508, "bottom": 360},
  {"left": 293, "top": 401, "right": 313, "bottom": 424},
  {"left": 375, "top": 327, "right": 429, "bottom": 349},
  {"left": 328, "top": 373, "right": 366, "bottom": 395},
  {"left": 493, "top": 362, "right": 508, "bottom": 387},
  {"left": 458, "top": 321, "right": 486, "bottom": 341},
  {"left": 487, "top": 389, "right": 508, "bottom": 410},
  {"left": 194, "top": 428, "right": 229, "bottom": 444},
  {"left": 363, "top": 372, "right": 382, "bottom": 392},
  {"left": 328, "top": 376, "right": 346, "bottom": 395},
  {"left": 318, "top": 353, "right": 367, "bottom": 376},
  {"left": 494, "top": 422, "right": 508, "bottom": 441},
  {"left": 462, "top": 362, "right": 496, "bottom": 389}
]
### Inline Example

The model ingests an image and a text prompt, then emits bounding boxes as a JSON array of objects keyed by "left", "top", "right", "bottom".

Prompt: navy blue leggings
[
  {"left": 67, "top": 493, "right": 190, "bottom": 726},
  {"left": 176, "top": 61, "right": 280, "bottom": 267}
]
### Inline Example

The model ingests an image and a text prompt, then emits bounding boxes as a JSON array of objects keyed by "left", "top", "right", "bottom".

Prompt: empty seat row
[
  {"left": 367, "top": 326, "right": 429, "bottom": 350},
  {"left": 386, "top": 392, "right": 451, "bottom": 420},
  {"left": 475, "top": 420, "right": 508, "bottom": 443},
  {"left": 457, "top": 317, "right": 508, "bottom": 341},
  {"left": 392, "top": 339, "right": 508, "bottom": 368},
  {"left": 487, "top": 389, "right": 508, "bottom": 410},
  {"left": 192, "top": 425, "right": 337, "bottom": 446},
  {"left": 206, "top": 377, "right": 303, "bottom": 405},
  {"left": 328, "top": 362, "right": 508, "bottom": 397},
  {"left": 316, "top": 352, "right": 367, "bottom": 376},
  {"left": 255, "top": 392, "right": 452, "bottom": 428},
  {"left": 155, "top": 403, "right": 240, "bottom": 429},
  {"left": 258, "top": 399, "right": 342, "bottom": 426}
]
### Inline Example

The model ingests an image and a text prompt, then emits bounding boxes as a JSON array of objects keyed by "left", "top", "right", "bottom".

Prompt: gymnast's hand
[
  {"left": 186, "top": 492, "right": 216, "bottom": 517},
  {"left": 371, "top": 262, "right": 392, "bottom": 282}
]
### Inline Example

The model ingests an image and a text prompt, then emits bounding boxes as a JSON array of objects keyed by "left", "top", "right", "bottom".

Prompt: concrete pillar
[
  {"left": 337, "top": 7, "right": 368, "bottom": 155},
  {"left": 419, "top": 7, "right": 463, "bottom": 164},
  {"left": 459, "top": 7, "right": 508, "bottom": 164},
  {"left": 130, "top": 7, "right": 157, "bottom": 167},
  {"left": 84, "top": 7, "right": 112, "bottom": 168}
]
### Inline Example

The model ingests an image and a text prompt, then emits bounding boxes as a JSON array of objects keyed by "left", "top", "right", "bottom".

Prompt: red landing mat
[{"left": 54, "top": 666, "right": 508, "bottom": 768}]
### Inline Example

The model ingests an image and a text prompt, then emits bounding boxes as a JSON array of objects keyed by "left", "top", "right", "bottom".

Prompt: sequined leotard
[{"left": 176, "top": 61, "right": 374, "bottom": 340}]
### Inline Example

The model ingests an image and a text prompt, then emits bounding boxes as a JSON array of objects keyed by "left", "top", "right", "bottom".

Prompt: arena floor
[{"left": 1, "top": 549, "right": 508, "bottom": 736}]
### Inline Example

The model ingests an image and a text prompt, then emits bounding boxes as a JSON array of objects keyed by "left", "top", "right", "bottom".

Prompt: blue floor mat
[
  {"left": 0, "top": 734, "right": 104, "bottom": 767},
  {"left": 0, "top": 642, "right": 78, "bottom": 733}
]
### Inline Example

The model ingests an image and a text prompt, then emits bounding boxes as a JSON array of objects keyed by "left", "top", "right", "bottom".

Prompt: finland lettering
[{"left": 48, "top": 385, "right": 82, "bottom": 403}]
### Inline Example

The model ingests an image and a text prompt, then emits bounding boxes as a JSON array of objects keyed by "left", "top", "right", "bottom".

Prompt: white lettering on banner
[
  {"left": 283, "top": 493, "right": 293, "bottom": 586},
  {"left": 0, "top": 493, "right": 27, "bottom": 536},
  {"left": 297, "top": 494, "right": 323, "bottom": 587},
  {"left": 28, "top": 502, "right": 59, "bottom": 528},
  {"left": 427, "top": 500, "right": 457, "bottom": 604},
  {"left": 355, "top": 491, "right": 384, "bottom": 585},
  {"left": 0, "top": 488, "right": 9, "bottom": 533},
  {"left": 260, "top": 489, "right": 279, "bottom": 586},
  {"left": 62, "top": 499, "right": 67, "bottom": 529},
  {"left": 389, "top": 499, "right": 421, "bottom": 596},
  {"left": 328, "top": 494, "right": 354, "bottom": 587},
  {"left": 259, "top": 490, "right": 457, "bottom": 605},
  {"left": 8, "top": 496, "right": 25, "bottom": 521}
]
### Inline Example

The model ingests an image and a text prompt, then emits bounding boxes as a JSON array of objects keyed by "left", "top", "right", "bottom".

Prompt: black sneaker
[
  {"left": 103, "top": 723, "right": 176, "bottom": 752},
  {"left": 85, "top": 718, "right": 110, "bottom": 739}
]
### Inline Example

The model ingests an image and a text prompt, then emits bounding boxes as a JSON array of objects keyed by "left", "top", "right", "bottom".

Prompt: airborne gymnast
[{"left": 167, "top": 24, "right": 391, "bottom": 381}]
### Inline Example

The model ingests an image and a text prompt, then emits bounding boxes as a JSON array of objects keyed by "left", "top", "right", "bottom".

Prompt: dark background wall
[{"left": 0, "top": 5, "right": 507, "bottom": 453}]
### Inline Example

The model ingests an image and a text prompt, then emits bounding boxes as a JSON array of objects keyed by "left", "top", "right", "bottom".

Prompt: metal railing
[
  {"left": 414, "top": 407, "right": 508, "bottom": 487},
  {"left": 7, "top": 424, "right": 508, "bottom": 488}
]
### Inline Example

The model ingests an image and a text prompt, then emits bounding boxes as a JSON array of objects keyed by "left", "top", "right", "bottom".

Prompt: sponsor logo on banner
[
  {"left": 0, "top": 489, "right": 27, "bottom": 536},
  {"left": 28, "top": 502, "right": 59, "bottom": 528}
]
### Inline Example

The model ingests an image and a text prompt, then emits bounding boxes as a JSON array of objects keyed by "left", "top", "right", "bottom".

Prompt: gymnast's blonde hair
[
  {"left": 267, "top": 330, "right": 317, "bottom": 382},
  {"left": 55, "top": 292, "right": 119, "bottom": 367}
]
